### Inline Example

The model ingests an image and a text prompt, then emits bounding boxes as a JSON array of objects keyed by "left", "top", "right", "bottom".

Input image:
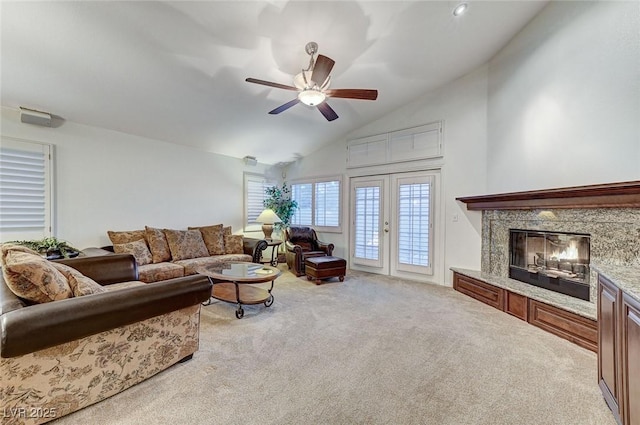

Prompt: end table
[{"left": 262, "top": 239, "right": 283, "bottom": 266}]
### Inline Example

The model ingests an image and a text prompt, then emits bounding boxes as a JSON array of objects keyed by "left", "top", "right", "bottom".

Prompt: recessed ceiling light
[{"left": 453, "top": 2, "right": 468, "bottom": 17}]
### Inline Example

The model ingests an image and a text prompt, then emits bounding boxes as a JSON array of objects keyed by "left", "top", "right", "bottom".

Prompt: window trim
[{"left": 290, "top": 175, "right": 343, "bottom": 233}]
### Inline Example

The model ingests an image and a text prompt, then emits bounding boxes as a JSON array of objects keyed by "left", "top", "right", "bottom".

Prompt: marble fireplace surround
[{"left": 457, "top": 181, "right": 640, "bottom": 304}]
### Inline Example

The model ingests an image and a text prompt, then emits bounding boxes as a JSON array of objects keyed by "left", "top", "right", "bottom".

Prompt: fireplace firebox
[{"left": 509, "top": 229, "right": 591, "bottom": 301}]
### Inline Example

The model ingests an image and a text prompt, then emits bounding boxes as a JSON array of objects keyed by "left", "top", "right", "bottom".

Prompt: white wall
[
  {"left": 286, "top": 66, "right": 489, "bottom": 285},
  {"left": 1, "top": 106, "right": 268, "bottom": 248},
  {"left": 487, "top": 1, "right": 640, "bottom": 192}
]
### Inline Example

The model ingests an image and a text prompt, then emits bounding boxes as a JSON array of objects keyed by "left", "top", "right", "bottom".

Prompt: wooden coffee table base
[{"left": 206, "top": 282, "right": 274, "bottom": 318}]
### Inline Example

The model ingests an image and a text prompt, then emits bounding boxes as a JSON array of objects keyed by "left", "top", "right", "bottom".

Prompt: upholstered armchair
[{"left": 284, "top": 226, "right": 334, "bottom": 276}]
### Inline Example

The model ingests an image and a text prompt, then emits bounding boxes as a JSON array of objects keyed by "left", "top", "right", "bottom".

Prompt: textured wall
[{"left": 481, "top": 208, "right": 640, "bottom": 302}]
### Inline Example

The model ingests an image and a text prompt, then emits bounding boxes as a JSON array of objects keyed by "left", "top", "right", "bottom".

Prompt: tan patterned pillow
[
  {"left": 164, "top": 229, "right": 209, "bottom": 261},
  {"left": 51, "top": 262, "right": 106, "bottom": 297},
  {"left": 224, "top": 234, "right": 244, "bottom": 254},
  {"left": 1, "top": 249, "right": 72, "bottom": 303},
  {"left": 113, "top": 239, "right": 153, "bottom": 266},
  {"left": 0, "top": 243, "right": 40, "bottom": 266},
  {"left": 145, "top": 226, "right": 172, "bottom": 263},
  {"left": 107, "top": 229, "right": 146, "bottom": 245},
  {"left": 189, "top": 224, "right": 224, "bottom": 255}
]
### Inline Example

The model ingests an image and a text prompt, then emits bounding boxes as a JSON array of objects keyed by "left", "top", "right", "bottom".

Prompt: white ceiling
[{"left": 1, "top": 1, "right": 548, "bottom": 165}]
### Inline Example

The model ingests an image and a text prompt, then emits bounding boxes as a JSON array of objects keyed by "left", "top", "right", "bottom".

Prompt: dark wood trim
[{"left": 456, "top": 180, "right": 640, "bottom": 210}]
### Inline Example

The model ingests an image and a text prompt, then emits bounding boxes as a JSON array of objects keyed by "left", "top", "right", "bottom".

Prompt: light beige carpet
[{"left": 54, "top": 268, "right": 615, "bottom": 425}]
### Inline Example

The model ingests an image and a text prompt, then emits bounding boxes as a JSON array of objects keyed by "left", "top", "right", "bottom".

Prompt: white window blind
[
  {"left": 291, "top": 183, "right": 312, "bottom": 226},
  {"left": 244, "top": 173, "right": 274, "bottom": 229},
  {"left": 397, "top": 182, "right": 430, "bottom": 267},
  {"left": 291, "top": 178, "right": 341, "bottom": 231},
  {"left": 0, "top": 138, "right": 52, "bottom": 242},
  {"left": 354, "top": 186, "right": 380, "bottom": 260},
  {"left": 314, "top": 181, "right": 340, "bottom": 227}
]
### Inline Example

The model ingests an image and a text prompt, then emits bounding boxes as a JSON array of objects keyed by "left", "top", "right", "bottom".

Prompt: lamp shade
[{"left": 256, "top": 209, "right": 282, "bottom": 224}]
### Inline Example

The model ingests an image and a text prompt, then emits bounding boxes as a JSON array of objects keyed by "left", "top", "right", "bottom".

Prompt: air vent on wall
[{"left": 20, "top": 107, "right": 52, "bottom": 127}]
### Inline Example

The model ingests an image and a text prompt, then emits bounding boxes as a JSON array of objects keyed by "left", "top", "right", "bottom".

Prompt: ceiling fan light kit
[
  {"left": 298, "top": 89, "right": 325, "bottom": 106},
  {"left": 246, "top": 41, "right": 378, "bottom": 121},
  {"left": 453, "top": 3, "right": 468, "bottom": 17}
]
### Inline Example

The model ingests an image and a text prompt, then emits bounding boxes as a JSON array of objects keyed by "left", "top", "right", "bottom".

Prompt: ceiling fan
[{"left": 245, "top": 42, "right": 378, "bottom": 121}]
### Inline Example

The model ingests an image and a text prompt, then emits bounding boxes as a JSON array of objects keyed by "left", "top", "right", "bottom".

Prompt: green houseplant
[
  {"left": 9, "top": 237, "right": 80, "bottom": 259},
  {"left": 263, "top": 182, "right": 298, "bottom": 232}
]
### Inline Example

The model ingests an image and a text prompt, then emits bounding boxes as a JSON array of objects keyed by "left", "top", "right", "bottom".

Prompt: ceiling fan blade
[
  {"left": 317, "top": 102, "right": 338, "bottom": 121},
  {"left": 246, "top": 78, "right": 298, "bottom": 91},
  {"left": 310, "top": 55, "right": 335, "bottom": 87},
  {"left": 268, "top": 98, "right": 301, "bottom": 115},
  {"left": 325, "top": 89, "right": 378, "bottom": 101}
]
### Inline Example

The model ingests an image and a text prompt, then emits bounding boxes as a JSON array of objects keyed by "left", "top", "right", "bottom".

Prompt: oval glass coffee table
[{"left": 197, "top": 262, "right": 281, "bottom": 319}]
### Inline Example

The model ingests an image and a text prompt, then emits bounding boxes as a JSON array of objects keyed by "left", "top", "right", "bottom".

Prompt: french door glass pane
[
  {"left": 397, "top": 183, "right": 430, "bottom": 266},
  {"left": 354, "top": 186, "right": 380, "bottom": 260}
]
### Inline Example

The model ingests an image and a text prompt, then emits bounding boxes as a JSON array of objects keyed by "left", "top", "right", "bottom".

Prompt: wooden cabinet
[
  {"left": 598, "top": 273, "right": 640, "bottom": 425},
  {"left": 529, "top": 299, "right": 597, "bottom": 352},
  {"left": 621, "top": 293, "right": 640, "bottom": 425},
  {"left": 452, "top": 272, "right": 597, "bottom": 352},
  {"left": 599, "top": 275, "right": 622, "bottom": 424},
  {"left": 453, "top": 273, "right": 504, "bottom": 310}
]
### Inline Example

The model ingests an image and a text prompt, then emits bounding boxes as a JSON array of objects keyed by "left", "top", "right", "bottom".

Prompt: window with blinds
[
  {"left": 291, "top": 183, "right": 312, "bottom": 226},
  {"left": 244, "top": 173, "right": 275, "bottom": 230},
  {"left": 291, "top": 177, "right": 341, "bottom": 232},
  {"left": 0, "top": 138, "right": 52, "bottom": 242}
]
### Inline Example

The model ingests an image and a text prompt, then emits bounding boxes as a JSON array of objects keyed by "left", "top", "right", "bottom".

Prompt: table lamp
[{"left": 256, "top": 209, "right": 282, "bottom": 240}]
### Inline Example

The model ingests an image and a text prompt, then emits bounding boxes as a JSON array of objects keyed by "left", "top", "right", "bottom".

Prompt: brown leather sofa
[
  {"left": 1, "top": 254, "right": 212, "bottom": 424},
  {"left": 284, "top": 226, "right": 334, "bottom": 276}
]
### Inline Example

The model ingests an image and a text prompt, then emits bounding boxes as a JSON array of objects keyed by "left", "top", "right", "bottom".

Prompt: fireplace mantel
[{"left": 457, "top": 180, "right": 640, "bottom": 210}]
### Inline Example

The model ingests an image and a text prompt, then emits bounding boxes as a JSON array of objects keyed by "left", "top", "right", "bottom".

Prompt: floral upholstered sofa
[
  {"left": 0, "top": 244, "right": 212, "bottom": 424},
  {"left": 106, "top": 224, "right": 268, "bottom": 283}
]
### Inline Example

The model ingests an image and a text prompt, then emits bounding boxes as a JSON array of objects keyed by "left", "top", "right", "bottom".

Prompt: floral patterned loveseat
[
  {"left": 105, "top": 225, "right": 268, "bottom": 283},
  {"left": 0, "top": 245, "right": 212, "bottom": 424}
]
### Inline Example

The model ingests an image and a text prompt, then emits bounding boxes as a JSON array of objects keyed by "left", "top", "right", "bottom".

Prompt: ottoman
[{"left": 305, "top": 256, "right": 346, "bottom": 284}]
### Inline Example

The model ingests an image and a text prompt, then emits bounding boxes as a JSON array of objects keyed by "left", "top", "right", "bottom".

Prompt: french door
[{"left": 350, "top": 171, "right": 437, "bottom": 279}]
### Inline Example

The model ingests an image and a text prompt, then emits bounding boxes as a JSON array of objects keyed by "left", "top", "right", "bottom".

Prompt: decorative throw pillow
[
  {"left": 113, "top": 239, "right": 153, "bottom": 266},
  {"left": 107, "top": 229, "right": 146, "bottom": 245},
  {"left": 1, "top": 249, "right": 72, "bottom": 303},
  {"left": 51, "top": 262, "right": 106, "bottom": 297},
  {"left": 145, "top": 226, "right": 172, "bottom": 263},
  {"left": 0, "top": 243, "right": 40, "bottom": 266},
  {"left": 163, "top": 229, "right": 209, "bottom": 261},
  {"left": 189, "top": 224, "right": 225, "bottom": 255},
  {"left": 224, "top": 234, "right": 244, "bottom": 254}
]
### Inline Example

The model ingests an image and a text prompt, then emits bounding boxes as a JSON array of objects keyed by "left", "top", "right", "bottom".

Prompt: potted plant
[
  {"left": 263, "top": 182, "right": 298, "bottom": 232},
  {"left": 9, "top": 237, "right": 80, "bottom": 260}
]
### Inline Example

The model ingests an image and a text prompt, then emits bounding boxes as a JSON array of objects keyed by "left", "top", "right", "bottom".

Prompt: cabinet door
[
  {"left": 622, "top": 293, "right": 640, "bottom": 425},
  {"left": 598, "top": 275, "right": 622, "bottom": 423}
]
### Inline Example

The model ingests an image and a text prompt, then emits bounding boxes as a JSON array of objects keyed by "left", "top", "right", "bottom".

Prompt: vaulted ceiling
[{"left": 1, "top": 1, "right": 548, "bottom": 164}]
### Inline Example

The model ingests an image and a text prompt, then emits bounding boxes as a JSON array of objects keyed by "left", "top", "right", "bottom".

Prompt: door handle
[{"left": 384, "top": 228, "right": 389, "bottom": 233}]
